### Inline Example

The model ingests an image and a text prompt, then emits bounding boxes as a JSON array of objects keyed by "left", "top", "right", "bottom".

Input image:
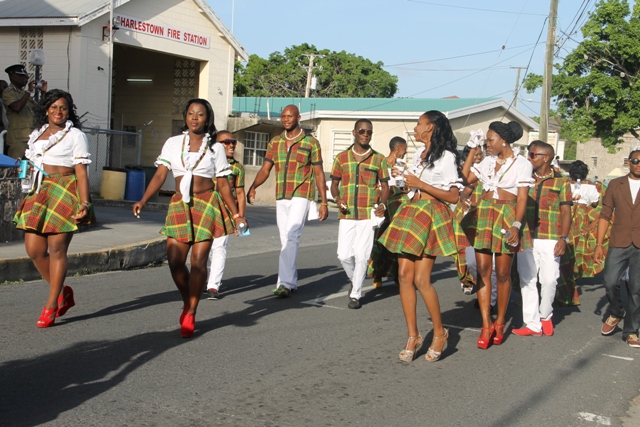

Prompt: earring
[
  {"left": 502, "top": 143, "right": 506, "bottom": 147},
  {"left": 420, "top": 131, "right": 429, "bottom": 141}
]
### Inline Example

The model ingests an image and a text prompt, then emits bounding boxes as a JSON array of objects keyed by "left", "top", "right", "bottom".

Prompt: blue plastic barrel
[{"left": 124, "top": 168, "right": 145, "bottom": 201}]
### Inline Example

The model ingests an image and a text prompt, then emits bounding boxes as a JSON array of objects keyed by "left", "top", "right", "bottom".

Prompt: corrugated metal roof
[
  {"left": 0, "top": 0, "right": 105, "bottom": 19},
  {"left": 232, "top": 97, "right": 499, "bottom": 116}
]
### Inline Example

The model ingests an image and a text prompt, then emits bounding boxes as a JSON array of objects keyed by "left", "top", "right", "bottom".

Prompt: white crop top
[
  {"left": 406, "top": 147, "right": 462, "bottom": 199},
  {"left": 471, "top": 154, "right": 533, "bottom": 199},
  {"left": 24, "top": 121, "right": 91, "bottom": 193},
  {"left": 571, "top": 181, "right": 600, "bottom": 205},
  {"left": 155, "top": 132, "right": 231, "bottom": 203}
]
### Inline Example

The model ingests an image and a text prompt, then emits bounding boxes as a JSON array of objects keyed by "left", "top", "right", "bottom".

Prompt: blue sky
[{"left": 208, "top": 0, "right": 595, "bottom": 117}]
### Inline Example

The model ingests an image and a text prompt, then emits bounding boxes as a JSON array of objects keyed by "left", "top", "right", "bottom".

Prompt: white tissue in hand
[{"left": 466, "top": 128, "right": 484, "bottom": 148}]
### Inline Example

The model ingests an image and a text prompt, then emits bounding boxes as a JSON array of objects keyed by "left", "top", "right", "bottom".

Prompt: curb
[{"left": 0, "top": 237, "right": 167, "bottom": 283}]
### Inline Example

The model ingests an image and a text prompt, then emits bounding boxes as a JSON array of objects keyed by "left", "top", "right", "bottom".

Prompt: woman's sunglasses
[{"left": 220, "top": 139, "right": 237, "bottom": 146}]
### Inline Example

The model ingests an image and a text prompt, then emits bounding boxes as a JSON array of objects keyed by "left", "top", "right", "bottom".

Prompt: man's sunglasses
[
  {"left": 630, "top": 158, "right": 640, "bottom": 165},
  {"left": 220, "top": 139, "right": 237, "bottom": 145},
  {"left": 357, "top": 129, "right": 373, "bottom": 136},
  {"left": 528, "top": 151, "right": 545, "bottom": 159}
]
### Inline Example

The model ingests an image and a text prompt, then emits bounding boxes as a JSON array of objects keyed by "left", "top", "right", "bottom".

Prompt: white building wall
[{"left": 109, "top": 0, "right": 234, "bottom": 129}]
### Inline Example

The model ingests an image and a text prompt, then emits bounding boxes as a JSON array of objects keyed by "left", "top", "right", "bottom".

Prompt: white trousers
[
  {"left": 465, "top": 246, "right": 497, "bottom": 306},
  {"left": 337, "top": 219, "right": 376, "bottom": 300},
  {"left": 206, "top": 235, "right": 229, "bottom": 291},
  {"left": 276, "top": 197, "right": 310, "bottom": 290},
  {"left": 517, "top": 238, "right": 560, "bottom": 332}
]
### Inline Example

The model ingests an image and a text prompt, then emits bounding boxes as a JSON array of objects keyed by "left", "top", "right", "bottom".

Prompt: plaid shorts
[
  {"left": 380, "top": 199, "right": 464, "bottom": 257},
  {"left": 161, "top": 190, "right": 234, "bottom": 243},
  {"left": 14, "top": 173, "right": 95, "bottom": 233}
]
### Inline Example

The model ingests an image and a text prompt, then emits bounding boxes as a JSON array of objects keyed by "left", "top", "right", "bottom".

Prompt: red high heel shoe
[
  {"left": 493, "top": 323, "right": 506, "bottom": 345},
  {"left": 477, "top": 326, "right": 495, "bottom": 350},
  {"left": 37, "top": 307, "right": 57, "bottom": 328},
  {"left": 181, "top": 313, "right": 195, "bottom": 338},
  {"left": 56, "top": 286, "right": 75, "bottom": 318},
  {"left": 179, "top": 305, "right": 188, "bottom": 325}
]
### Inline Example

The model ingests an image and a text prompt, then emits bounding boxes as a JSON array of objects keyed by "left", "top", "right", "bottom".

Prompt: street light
[{"left": 28, "top": 49, "right": 46, "bottom": 102}]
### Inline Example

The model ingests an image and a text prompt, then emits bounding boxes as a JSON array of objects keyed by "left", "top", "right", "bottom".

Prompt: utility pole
[
  {"left": 302, "top": 54, "right": 323, "bottom": 98},
  {"left": 510, "top": 66, "right": 527, "bottom": 108},
  {"left": 540, "top": 0, "right": 559, "bottom": 141}
]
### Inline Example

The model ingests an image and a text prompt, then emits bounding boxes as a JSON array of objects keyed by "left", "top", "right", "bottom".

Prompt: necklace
[
  {"left": 496, "top": 155, "right": 513, "bottom": 165},
  {"left": 351, "top": 146, "right": 372, "bottom": 157},
  {"left": 285, "top": 128, "right": 304, "bottom": 140},
  {"left": 534, "top": 171, "right": 553, "bottom": 180}
]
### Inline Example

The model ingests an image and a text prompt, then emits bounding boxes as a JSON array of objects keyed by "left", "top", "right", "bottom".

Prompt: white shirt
[
  {"left": 406, "top": 148, "right": 462, "bottom": 199},
  {"left": 24, "top": 121, "right": 91, "bottom": 193},
  {"left": 571, "top": 181, "right": 600, "bottom": 205},
  {"left": 155, "top": 132, "right": 230, "bottom": 202},
  {"left": 629, "top": 177, "right": 640, "bottom": 204},
  {"left": 25, "top": 121, "right": 91, "bottom": 168},
  {"left": 471, "top": 154, "right": 533, "bottom": 199}
]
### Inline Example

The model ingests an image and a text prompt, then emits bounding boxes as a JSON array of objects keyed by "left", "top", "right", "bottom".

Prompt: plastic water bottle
[
  {"left": 20, "top": 175, "right": 32, "bottom": 193},
  {"left": 500, "top": 228, "right": 518, "bottom": 247},
  {"left": 237, "top": 221, "right": 249, "bottom": 237}
]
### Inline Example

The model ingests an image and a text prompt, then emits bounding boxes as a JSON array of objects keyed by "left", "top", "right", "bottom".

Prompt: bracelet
[
  {"left": 321, "top": 203, "right": 328, "bottom": 206},
  {"left": 232, "top": 213, "right": 241, "bottom": 219},
  {"left": 82, "top": 201, "right": 91, "bottom": 209},
  {"left": 511, "top": 221, "right": 522, "bottom": 230},
  {"left": 595, "top": 243, "right": 603, "bottom": 247},
  {"left": 379, "top": 203, "right": 386, "bottom": 210}
]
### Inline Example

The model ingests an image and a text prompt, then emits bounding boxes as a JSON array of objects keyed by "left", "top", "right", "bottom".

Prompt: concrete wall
[
  {"left": 0, "top": 178, "right": 22, "bottom": 242},
  {"left": 575, "top": 135, "right": 638, "bottom": 181}
]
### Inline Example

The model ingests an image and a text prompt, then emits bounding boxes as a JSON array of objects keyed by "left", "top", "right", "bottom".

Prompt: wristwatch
[{"left": 560, "top": 236, "right": 570, "bottom": 243}]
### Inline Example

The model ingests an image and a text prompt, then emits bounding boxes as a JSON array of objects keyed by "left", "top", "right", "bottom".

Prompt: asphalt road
[{"left": 1, "top": 218, "right": 640, "bottom": 426}]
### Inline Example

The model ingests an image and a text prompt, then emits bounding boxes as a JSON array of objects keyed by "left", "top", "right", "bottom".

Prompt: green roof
[{"left": 232, "top": 97, "right": 499, "bottom": 116}]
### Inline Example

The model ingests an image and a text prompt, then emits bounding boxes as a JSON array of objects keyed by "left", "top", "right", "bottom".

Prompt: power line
[
  {"left": 405, "top": 0, "right": 547, "bottom": 17},
  {"left": 501, "top": 17, "right": 549, "bottom": 119},
  {"left": 384, "top": 43, "right": 542, "bottom": 67}
]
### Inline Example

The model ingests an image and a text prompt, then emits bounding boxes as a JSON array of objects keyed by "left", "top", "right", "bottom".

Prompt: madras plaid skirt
[
  {"left": 14, "top": 173, "right": 96, "bottom": 234},
  {"left": 461, "top": 198, "right": 530, "bottom": 253},
  {"left": 161, "top": 190, "right": 234, "bottom": 243},
  {"left": 380, "top": 199, "right": 466, "bottom": 257}
]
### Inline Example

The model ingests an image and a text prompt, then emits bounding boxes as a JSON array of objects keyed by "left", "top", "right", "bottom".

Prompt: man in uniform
[
  {"left": 2, "top": 64, "right": 46, "bottom": 158},
  {"left": 331, "top": 119, "right": 389, "bottom": 309},
  {"left": 247, "top": 105, "right": 328, "bottom": 297},
  {"left": 514, "top": 140, "right": 572, "bottom": 337}
]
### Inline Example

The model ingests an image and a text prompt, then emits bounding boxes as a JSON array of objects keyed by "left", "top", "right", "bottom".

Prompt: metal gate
[{"left": 83, "top": 127, "right": 142, "bottom": 193}]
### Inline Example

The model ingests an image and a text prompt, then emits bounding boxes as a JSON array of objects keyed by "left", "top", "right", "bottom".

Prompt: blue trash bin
[{"left": 124, "top": 167, "right": 145, "bottom": 201}]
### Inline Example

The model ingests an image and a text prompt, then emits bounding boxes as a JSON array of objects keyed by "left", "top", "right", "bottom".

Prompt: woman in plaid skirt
[
  {"left": 13, "top": 89, "right": 94, "bottom": 328},
  {"left": 133, "top": 99, "right": 247, "bottom": 338},
  {"left": 556, "top": 160, "right": 603, "bottom": 306},
  {"left": 461, "top": 121, "right": 533, "bottom": 349},
  {"left": 379, "top": 111, "right": 464, "bottom": 363}
]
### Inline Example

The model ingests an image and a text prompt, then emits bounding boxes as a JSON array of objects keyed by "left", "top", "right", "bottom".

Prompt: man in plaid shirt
[
  {"left": 247, "top": 105, "right": 328, "bottom": 298},
  {"left": 514, "top": 140, "right": 572, "bottom": 337},
  {"left": 331, "top": 119, "right": 389, "bottom": 309}
]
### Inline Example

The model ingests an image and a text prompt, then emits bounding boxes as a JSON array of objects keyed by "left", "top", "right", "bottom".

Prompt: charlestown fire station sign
[{"left": 114, "top": 13, "right": 210, "bottom": 48}]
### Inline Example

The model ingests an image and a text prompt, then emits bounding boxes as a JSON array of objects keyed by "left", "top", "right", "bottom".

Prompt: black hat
[{"left": 5, "top": 64, "right": 28, "bottom": 76}]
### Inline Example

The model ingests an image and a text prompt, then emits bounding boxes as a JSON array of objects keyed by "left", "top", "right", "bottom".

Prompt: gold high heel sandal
[
  {"left": 425, "top": 329, "right": 449, "bottom": 362},
  {"left": 399, "top": 335, "right": 423, "bottom": 362}
]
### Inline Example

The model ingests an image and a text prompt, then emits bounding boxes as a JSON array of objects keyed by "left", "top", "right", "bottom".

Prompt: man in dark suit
[{"left": 595, "top": 148, "right": 640, "bottom": 347}]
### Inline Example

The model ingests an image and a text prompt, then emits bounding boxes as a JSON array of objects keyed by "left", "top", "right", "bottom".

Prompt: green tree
[
  {"left": 234, "top": 43, "right": 398, "bottom": 98},
  {"left": 523, "top": 0, "right": 640, "bottom": 151}
]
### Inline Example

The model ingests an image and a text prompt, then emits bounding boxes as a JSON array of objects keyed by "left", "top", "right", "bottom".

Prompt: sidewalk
[
  {"left": 0, "top": 199, "right": 340, "bottom": 284},
  {"left": 0, "top": 200, "right": 169, "bottom": 283}
]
